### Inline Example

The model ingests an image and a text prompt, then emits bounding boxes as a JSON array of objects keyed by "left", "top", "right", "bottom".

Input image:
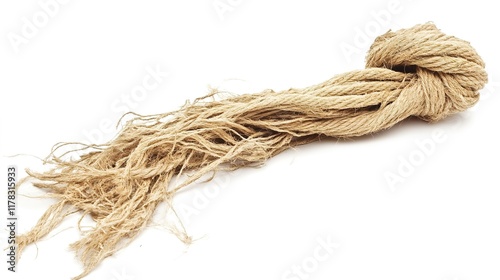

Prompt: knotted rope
[{"left": 18, "top": 23, "right": 487, "bottom": 279}]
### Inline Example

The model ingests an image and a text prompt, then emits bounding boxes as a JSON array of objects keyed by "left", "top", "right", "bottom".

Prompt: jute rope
[{"left": 18, "top": 23, "right": 487, "bottom": 279}]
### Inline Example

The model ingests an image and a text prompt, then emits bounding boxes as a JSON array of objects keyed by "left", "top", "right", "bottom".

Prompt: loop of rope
[{"left": 366, "top": 23, "right": 487, "bottom": 121}]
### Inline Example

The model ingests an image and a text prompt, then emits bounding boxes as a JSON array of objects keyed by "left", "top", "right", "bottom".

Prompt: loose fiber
[{"left": 17, "top": 23, "right": 487, "bottom": 279}]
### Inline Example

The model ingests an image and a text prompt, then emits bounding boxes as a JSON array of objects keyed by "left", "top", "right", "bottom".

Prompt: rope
[{"left": 17, "top": 23, "right": 487, "bottom": 279}]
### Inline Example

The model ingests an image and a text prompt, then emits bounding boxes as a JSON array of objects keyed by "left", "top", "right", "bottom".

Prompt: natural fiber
[{"left": 18, "top": 23, "right": 487, "bottom": 279}]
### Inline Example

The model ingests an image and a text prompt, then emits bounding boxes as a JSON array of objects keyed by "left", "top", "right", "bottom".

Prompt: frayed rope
[{"left": 18, "top": 23, "right": 487, "bottom": 279}]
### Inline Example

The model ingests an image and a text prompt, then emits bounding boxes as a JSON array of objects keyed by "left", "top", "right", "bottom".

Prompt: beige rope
[{"left": 18, "top": 23, "right": 487, "bottom": 279}]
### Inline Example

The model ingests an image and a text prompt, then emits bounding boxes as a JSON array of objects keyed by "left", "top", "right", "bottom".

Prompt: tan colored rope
[{"left": 18, "top": 23, "right": 487, "bottom": 279}]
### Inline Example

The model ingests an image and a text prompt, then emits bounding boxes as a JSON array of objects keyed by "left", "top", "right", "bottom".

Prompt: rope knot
[{"left": 366, "top": 23, "right": 488, "bottom": 121}]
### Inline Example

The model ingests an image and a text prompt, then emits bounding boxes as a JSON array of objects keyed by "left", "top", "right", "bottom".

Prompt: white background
[{"left": 1, "top": 1, "right": 499, "bottom": 280}]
